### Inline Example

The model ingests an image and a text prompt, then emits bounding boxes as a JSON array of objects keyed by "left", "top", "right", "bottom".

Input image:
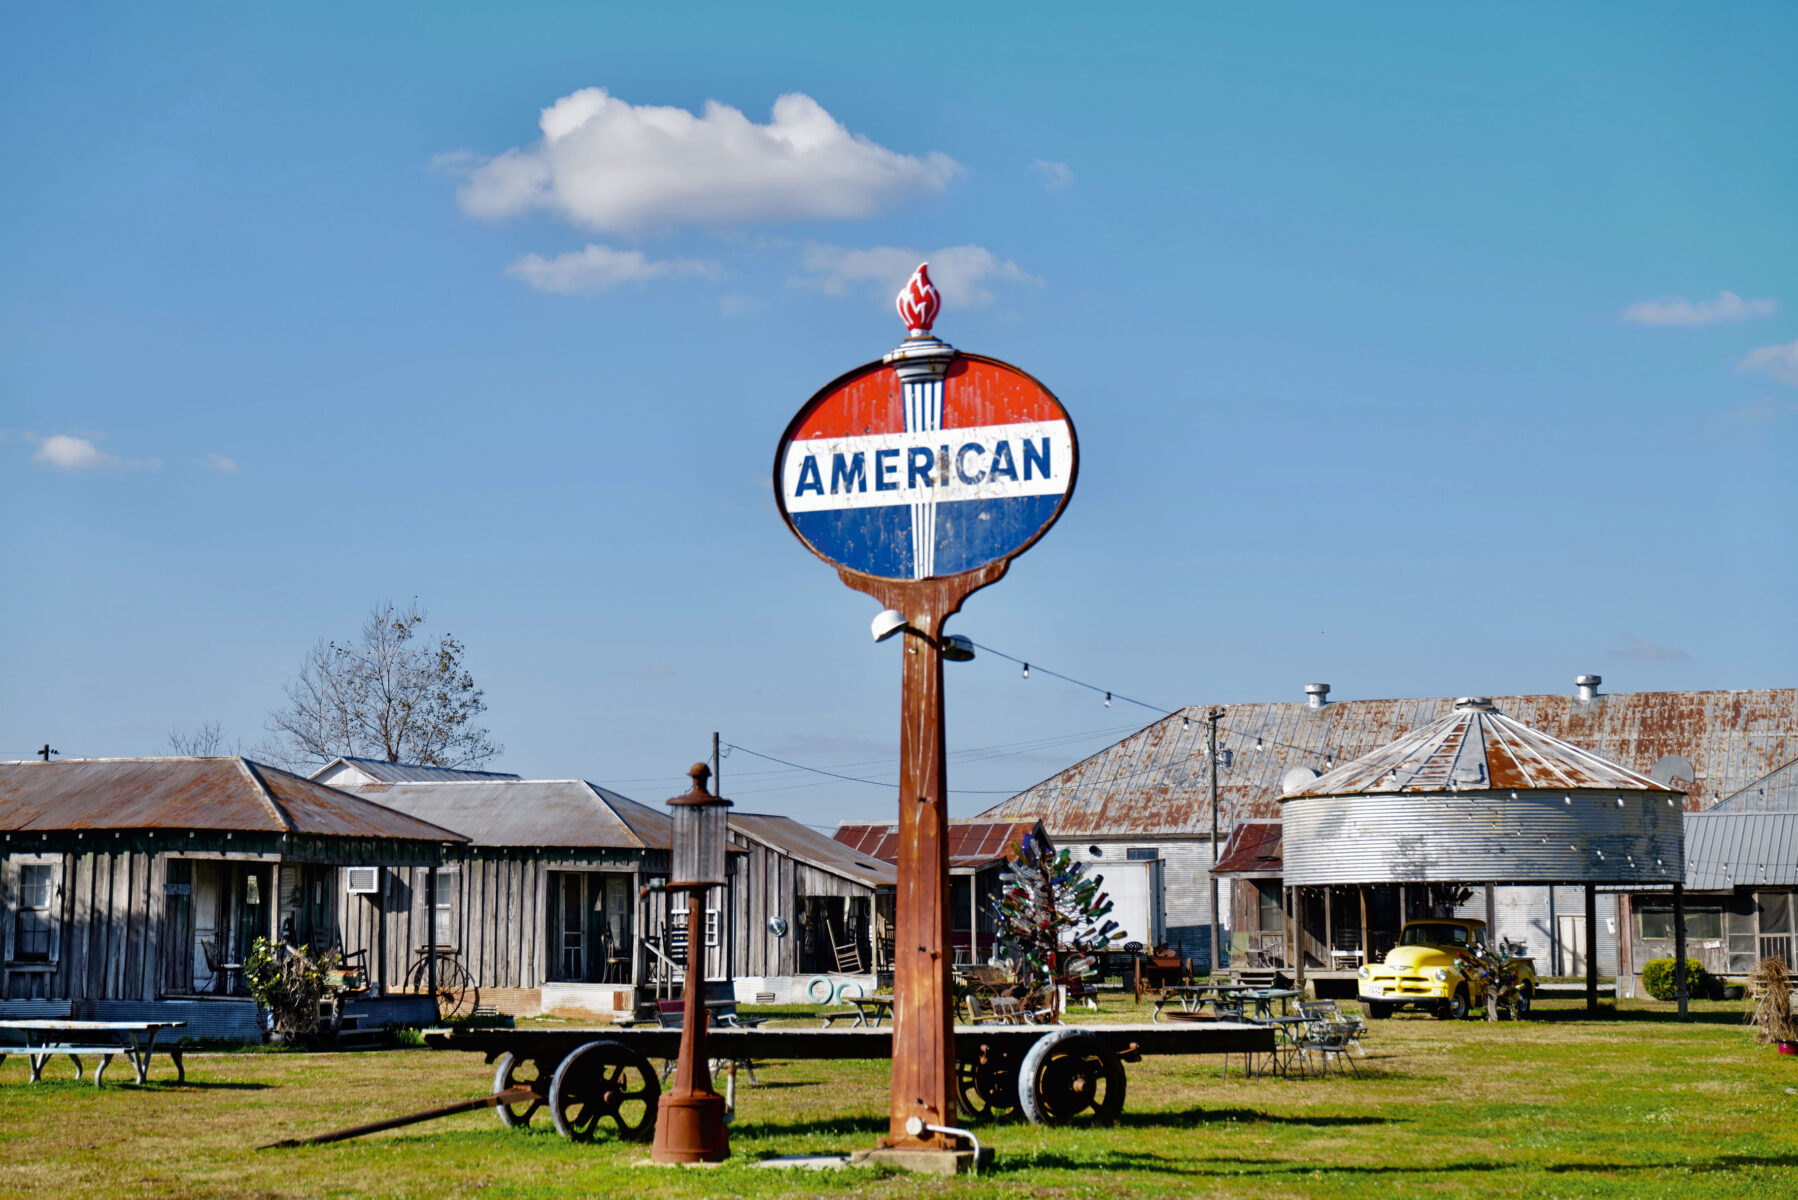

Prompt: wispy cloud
[
  {"left": 1734, "top": 398, "right": 1798, "bottom": 422},
  {"left": 440, "top": 87, "right": 959, "bottom": 235},
  {"left": 1029, "top": 159, "right": 1075, "bottom": 191},
  {"left": 1739, "top": 338, "right": 1798, "bottom": 387},
  {"left": 1622, "top": 290, "right": 1777, "bottom": 326},
  {"left": 796, "top": 243, "right": 1040, "bottom": 307},
  {"left": 199, "top": 453, "right": 239, "bottom": 474},
  {"left": 507, "top": 244, "right": 720, "bottom": 293},
  {"left": 1608, "top": 634, "right": 1691, "bottom": 662},
  {"left": 33, "top": 434, "right": 119, "bottom": 470}
]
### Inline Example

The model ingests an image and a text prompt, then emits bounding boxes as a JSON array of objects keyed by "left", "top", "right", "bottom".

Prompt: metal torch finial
[{"left": 896, "top": 262, "right": 941, "bottom": 337}]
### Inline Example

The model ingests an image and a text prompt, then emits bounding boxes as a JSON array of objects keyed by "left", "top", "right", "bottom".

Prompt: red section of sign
[
  {"left": 792, "top": 365, "right": 901, "bottom": 440},
  {"left": 940, "top": 358, "right": 1063, "bottom": 429},
  {"left": 791, "top": 357, "right": 1065, "bottom": 441}
]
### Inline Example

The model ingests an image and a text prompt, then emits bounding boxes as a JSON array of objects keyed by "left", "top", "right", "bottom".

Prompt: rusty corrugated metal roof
[
  {"left": 0, "top": 758, "right": 467, "bottom": 842},
  {"left": 1211, "top": 821, "right": 1283, "bottom": 875},
  {"left": 833, "top": 819, "right": 1046, "bottom": 872},
  {"left": 1287, "top": 699, "right": 1677, "bottom": 797},
  {"left": 336, "top": 778, "right": 671, "bottom": 849},
  {"left": 978, "top": 688, "right": 1798, "bottom": 837}
]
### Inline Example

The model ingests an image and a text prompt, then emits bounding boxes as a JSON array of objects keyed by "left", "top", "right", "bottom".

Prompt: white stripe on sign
[{"left": 783, "top": 420, "right": 1071, "bottom": 514}]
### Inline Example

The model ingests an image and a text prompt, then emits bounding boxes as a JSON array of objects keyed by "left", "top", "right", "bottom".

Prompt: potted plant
[{"left": 1746, "top": 957, "right": 1798, "bottom": 1054}]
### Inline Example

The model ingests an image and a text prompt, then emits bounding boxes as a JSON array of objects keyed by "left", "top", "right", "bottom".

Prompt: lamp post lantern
[{"left": 651, "top": 762, "right": 732, "bottom": 1165}]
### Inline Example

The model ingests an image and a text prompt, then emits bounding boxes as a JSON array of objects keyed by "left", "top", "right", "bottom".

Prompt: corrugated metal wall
[{"left": 1283, "top": 789, "right": 1683, "bottom": 887}]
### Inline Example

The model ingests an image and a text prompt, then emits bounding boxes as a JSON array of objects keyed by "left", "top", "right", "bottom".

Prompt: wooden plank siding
[{"left": 2, "top": 832, "right": 450, "bottom": 1005}]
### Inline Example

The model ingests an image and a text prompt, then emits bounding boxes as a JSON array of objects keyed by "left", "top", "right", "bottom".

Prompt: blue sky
[{"left": 4, "top": 3, "right": 1794, "bottom": 827}]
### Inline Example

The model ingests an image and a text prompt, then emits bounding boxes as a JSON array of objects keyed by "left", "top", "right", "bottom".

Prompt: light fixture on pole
[{"left": 651, "top": 762, "right": 733, "bottom": 1165}]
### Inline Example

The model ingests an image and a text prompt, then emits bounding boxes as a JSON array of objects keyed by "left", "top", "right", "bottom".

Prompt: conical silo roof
[{"left": 1285, "top": 698, "right": 1678, "bottom": 798}]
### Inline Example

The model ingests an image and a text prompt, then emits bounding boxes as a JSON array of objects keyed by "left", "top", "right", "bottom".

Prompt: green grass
[{"left": 2, "top": 996, "right": 1794, "bottom": 1198}]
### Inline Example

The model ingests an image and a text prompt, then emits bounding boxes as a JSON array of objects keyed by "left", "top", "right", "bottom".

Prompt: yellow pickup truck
[{"left": 1358, "top": 917, "right": 1537, "bottom": 1020}]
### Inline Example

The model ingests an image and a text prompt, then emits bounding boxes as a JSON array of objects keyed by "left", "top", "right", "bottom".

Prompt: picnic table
[
  {"left": 1150, "top": 983, "right": 1238, "bottom": 1022},
  {"left": 1234, "top": 988, "right": 1301, "bottom": 1018},
  {"left": 0, "top": 1020, "right": 186, "bottom": 1086}
]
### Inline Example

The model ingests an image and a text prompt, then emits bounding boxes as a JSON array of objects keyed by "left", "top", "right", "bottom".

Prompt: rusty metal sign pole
[
  {"left": 839, "top": 561, "right": 1006, "bottom": 1149},
  {"left": 773, "top": 263, "right": 1080, "bottom": 1163}
]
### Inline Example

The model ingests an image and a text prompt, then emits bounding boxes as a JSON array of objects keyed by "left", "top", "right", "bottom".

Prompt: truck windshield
[{"left": 1401, "top": 923, "right": 1471, "bottom": 948}]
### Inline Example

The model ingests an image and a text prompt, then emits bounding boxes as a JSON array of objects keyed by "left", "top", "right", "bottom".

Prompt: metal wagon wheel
[
  {"left": 549, "top": 1039, "right": 661, "bottom": 1143},
  {"left": 1017, "top": 1029, "right": 1127, "bottom": 1127},
  {"left": 491, "top": 1052, "right": 548, "bottom": 1128},
  {"left": 407, "top": 952, "right": 479, "bottom": 1022},
  {"left": 957, "top": 1043, "right": 1020, "bottom": 1122}
]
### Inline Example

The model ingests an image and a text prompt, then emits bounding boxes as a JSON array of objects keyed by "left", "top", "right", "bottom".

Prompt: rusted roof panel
[
  {"left": 338, "top": 779, "right": 671, "bottom": 849},
  {"left": 1211, "top": 821, "right": 1283, "bottom": 875},
  {"left": 833, "top": 819, "right": 1044, "bottom": 871},
  {"left": 730, "top": 813, "right": 897, "bottom": 888},
  {"left": 1289, "top": 700, "right": 1675, "bottom": 798},
  {"left": 0, "top": 758, "right": 466, "bottom": 842},
  {"left": 978, "top": 688, "right": 1797, "bottom": 837}
]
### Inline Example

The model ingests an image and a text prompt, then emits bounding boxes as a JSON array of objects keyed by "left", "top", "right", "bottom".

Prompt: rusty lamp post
[{"left": 650, "top": 762, "right": 732, "bottom": 1165}]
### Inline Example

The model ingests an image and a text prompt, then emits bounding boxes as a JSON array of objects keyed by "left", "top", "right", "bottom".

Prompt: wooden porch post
[
  {"left": 1323, "top": 887, "right": 1334, "bottom": 968},
  {"left": 1584, "top": 884, "right": 1599, "bottom": 1014},
  {"left": 1673, "top": 884, "right": 1688, "bottom": 1019},
  {"left": 1484, "top": 883, "right": 1498, "bottom": 1022},
  {"left": 1359, "top": 886, "right": 1370, "bottom": 964},
  {"left": 1292, "top": 886, "right": 1306, "bottom": 992}
]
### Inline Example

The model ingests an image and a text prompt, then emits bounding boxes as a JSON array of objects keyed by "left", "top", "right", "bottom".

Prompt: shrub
[{"left": 1642, "top": 957, "right": 1707, "bottom": 1001}]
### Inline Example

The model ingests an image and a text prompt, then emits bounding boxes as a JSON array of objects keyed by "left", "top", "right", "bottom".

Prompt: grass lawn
[{"left": 3, "top": 996, "right": 1795, "bottom": 1198}]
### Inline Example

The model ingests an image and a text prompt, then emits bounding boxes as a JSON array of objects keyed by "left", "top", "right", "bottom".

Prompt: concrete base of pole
[
  {"left": 651, "top": 1093, "right": 730, "bottom": 1164},
  {"left": 851, "top": 1146, "right": 991, "bottom": 1176}
]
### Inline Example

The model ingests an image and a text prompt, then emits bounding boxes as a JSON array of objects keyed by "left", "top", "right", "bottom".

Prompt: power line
[{"left": 721, "top": 743, "right": 1018, "bottom": 795}]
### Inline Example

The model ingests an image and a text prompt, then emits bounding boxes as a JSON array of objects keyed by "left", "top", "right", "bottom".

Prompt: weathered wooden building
[
  {"left": 979, "top": 679, "right": 1798, "bottom": 970},
  {"left": 0, "top": 758, "right": 462, "bottom": 1038},
  {"left": 833, "top": 819, "right": 1047, "bottom": 966},
  {"left": 727, "top": 812, "right": 895, "bottom": 992},
  {"left": 319, "top": 774, "right": 674, "bottom": 1016}
]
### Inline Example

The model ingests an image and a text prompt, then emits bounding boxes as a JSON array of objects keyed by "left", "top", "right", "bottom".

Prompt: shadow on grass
[
  {"left": 1114, "top": 1108, "right": 1398, "bottom": 1130},
  {"left": 150, "top": 1080, "right": 273, "bottom": 1091},
  {"left": 1527, "top": 1007, "right": 1745, "bottom": 1026},
  {"left": 731, "top": 1115, "right": 889, "bottom": 1141}
]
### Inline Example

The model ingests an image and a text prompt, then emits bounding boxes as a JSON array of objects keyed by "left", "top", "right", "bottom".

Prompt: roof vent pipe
[
  {"left": 1575, "top": 674, "right": 1601, "bottom": 703},
  {"left": 1304, "top": 683, "right": 1330, "bottom": 710}
]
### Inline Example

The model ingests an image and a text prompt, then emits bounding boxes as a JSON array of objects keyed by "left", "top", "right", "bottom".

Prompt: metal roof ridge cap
[
  {"left": 238, "top": 758, "right": 296, "bottom": 833},
  {"left": 580, "top": 780, "right": 650, "bottom": 848}
]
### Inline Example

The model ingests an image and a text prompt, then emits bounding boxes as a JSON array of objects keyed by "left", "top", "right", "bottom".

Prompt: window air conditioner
[{"left": 345, "top": 867, "right": 381, "bottom": 894}]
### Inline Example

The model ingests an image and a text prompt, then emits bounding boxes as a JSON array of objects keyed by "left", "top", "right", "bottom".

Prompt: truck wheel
[
  {"left": 1513, "top": 984, "right": 1533, "bottom": 1018},
  {"left": 1441, "top": 986, "right": 1470, "bottom": 1021},
  {"left": 1365, "top": 1001, "right": 1391, "bottom": 1020}
]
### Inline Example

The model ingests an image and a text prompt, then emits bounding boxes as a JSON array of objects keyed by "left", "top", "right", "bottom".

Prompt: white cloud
[
  {"left": 1608, "top": 634, "right": 1691, "bottom": 663},
  {"left": 200, "top": 453, "right": 239, "bottom": 474},
  {"left": 1029, "top": 159, "right": 1074, "bottom": 190},
  {"left": 33, "top": 434, "right": 118, "bottom": 470},
  {"left": 506, "top": 244, "right": 721, "bottom": 293},
  {"left": 444, "top": 87, "right": 960, "bottom": 235},
  {"left": 1622, "top": 290, "right": 1777, "bottom": 326},
  {"left": 797, "top": 243, "right": 1040, "bottom": 308},
  {"left": 1739, "top": 338, "right": 1798, "bottom": 387}
]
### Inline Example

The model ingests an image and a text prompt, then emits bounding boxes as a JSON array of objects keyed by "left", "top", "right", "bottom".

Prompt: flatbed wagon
[{"left": 425, "top": 1021, "right": 1273, "bottom": 1142}]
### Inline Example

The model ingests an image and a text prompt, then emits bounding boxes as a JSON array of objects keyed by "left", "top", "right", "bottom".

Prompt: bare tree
[
  {"left": 168, "top": 721, "right": 237, "bottom": 756},
  {"left": 262, "top": 601, "right": 502, "bottom": 771}
]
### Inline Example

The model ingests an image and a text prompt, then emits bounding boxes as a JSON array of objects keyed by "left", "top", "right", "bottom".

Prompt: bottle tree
[{"left": 991, "top": 834, "right": 1120, "bottom": 1014}]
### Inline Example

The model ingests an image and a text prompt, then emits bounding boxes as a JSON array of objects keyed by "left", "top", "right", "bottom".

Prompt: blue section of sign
[
  {"left": 929, "top": 494, "right": 1062, "bottom": 577},
  {"left": 790, "top": 494, "right": 1064, "bottom": 580},
  {"left": 791, "top": 506, "right": 914, "bottom": 579}
]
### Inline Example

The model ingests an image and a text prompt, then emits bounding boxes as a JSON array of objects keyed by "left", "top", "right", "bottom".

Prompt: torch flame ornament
[{"left": 896, "top": 262, "right": 941, "bottom": 337}]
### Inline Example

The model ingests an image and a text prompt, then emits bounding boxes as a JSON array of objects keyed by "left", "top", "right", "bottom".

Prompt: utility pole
[
  {"left": 711, "top": 732, "right": 721, "bottom": 797},
  {"left": 1207, "top": 708, "right": 1224, "bottom": 974},
  {"left": 39, "top": 744, "right": 57, "bottom": 762}
]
